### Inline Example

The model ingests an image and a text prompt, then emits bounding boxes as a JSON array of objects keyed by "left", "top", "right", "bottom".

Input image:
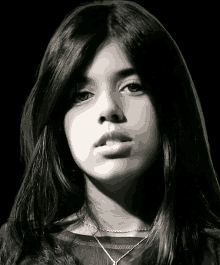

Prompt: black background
[{"left": 1, "top": 1, "right": 219, "bottom": 225}]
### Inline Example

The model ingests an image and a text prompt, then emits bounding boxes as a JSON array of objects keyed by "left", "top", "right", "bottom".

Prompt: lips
[
  {"left": 93, "top": 141, "right": 134, "bottom": 158},
  {"left": 95, "top": 131, "right": 133, "bottom": 147}
]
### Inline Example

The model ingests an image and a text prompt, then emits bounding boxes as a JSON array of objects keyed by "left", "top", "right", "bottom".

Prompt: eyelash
[{"left": 75, "top": 82, "right": 143, "bottom": 103}]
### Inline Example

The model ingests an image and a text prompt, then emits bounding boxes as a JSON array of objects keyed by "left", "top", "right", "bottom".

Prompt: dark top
[{"left": 0, "top": 223, "right": 220, "bottom": 264}]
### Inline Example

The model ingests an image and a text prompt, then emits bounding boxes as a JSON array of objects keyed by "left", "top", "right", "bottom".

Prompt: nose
[{"left": 98, "top": 90, "right": 125, "bottom": 123}]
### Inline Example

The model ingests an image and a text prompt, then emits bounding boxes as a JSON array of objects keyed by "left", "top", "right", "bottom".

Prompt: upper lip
[{"left": 95, "top": 131, "right": 133, "bottom": 147}]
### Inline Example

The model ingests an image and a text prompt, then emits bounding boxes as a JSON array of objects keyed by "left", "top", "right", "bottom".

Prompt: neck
[{"left": 83, "top": 172, "right": 161, "bottom": 233}]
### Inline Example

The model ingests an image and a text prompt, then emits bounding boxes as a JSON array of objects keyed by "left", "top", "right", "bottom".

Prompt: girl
[{"left": 1, "top": 0, "right": 220, "bottom": 264}]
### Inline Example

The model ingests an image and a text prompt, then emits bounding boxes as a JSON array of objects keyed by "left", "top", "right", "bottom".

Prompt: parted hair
[{"left": 1, "top": 1, "right": 220, "bottom": 264}]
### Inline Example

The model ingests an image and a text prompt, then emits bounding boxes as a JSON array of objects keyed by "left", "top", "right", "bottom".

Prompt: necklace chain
[
  {"left": 82, "top": 220, "right": 149, "bottom": 264},
  {"left": 82, "top": 220, "right": 149, "bottom": 233},
  {"left": 93, "top": 233, "right": 148, "bottom": 264}
]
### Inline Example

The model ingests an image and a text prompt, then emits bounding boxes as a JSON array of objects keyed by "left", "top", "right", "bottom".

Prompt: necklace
[
  {"left": 82, "top": 220, "right": 149, "bottom": 233},
  {"left": 93, "top": 234, "right": 148, "bottom": 264},
  {"left": 82, "top": 220, "right": 149, "bottom": 264}
]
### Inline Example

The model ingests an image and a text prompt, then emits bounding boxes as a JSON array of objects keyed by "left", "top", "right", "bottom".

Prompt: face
[{"left": 64, "top": 40, "right": 160, "bottom": 185}]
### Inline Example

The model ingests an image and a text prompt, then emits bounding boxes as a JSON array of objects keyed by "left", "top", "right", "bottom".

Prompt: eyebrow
[{"left": 78, "top": 68, "right": 138, "bottom": 86}]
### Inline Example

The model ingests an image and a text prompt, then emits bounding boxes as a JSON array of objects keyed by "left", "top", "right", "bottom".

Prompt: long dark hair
[{"left": 2, "top": 0, "right": 220, "bottom": 264}]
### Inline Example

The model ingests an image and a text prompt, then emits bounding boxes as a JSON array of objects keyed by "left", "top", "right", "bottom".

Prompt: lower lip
[{"left": 94, "top": 141, "right": 134, "bottom": 158}]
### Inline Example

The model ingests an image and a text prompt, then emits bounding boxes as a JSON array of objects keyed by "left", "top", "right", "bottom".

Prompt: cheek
[
  {"left": 129, "top": 99, "right": 159, "bottom": 154},
  {"left": 126, "top": 98, "right": 156, "bottom": 132},
  {"left": 64, "top": 112, "right": 83, "bottom": 158},
  {"left": 64, "top": 109, "right": 88, "bottom": 140},
  {"left": 64, "top": 110, "right": 94, "bottom": 162}
]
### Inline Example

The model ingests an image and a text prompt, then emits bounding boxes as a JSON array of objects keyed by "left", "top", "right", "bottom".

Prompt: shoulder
[
  {"left": 0, "top": 223, "right": 77, "bottom": 265},
  {"left": 0, "top": 222, "right": 21, "bottom": 264},
  {"left": 204, "top": 227, "right": 220, "bottom": 239},
  {"left": 0, "top": 222, "right": 7, "bottom": 238},
  {"left": 0, "top": 222, "right": 11, "bottom": 247},
  {"left": 203, "top": 227, "right": 220, "bottom": 264}
]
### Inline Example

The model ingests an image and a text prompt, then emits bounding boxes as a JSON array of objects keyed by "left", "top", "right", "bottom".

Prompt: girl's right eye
[{"left": 75, "top": 91, "right": 93, "bottom": 103}]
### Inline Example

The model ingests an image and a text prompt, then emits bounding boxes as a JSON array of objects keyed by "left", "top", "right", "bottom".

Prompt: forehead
[{"left": 84, "top": 41, "right": 137, "bottom": 83}]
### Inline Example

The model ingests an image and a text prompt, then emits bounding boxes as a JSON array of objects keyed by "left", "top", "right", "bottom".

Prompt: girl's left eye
[{"left": 121, "top": 83, "right": 143, "bottom": 94}]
